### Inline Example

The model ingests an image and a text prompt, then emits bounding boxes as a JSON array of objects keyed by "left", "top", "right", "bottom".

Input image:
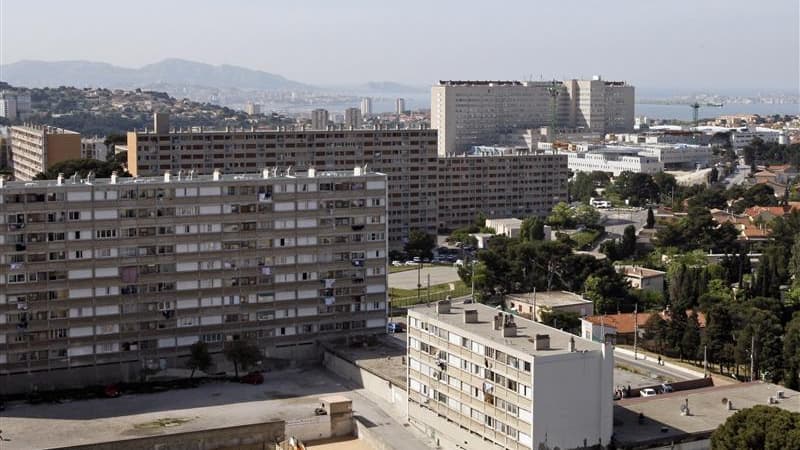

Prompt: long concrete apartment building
[
  {"left": 0, "top": 168, "right": 389, "bottom": 393},
  {"left": 407, "top": 301, "right": 613, "bottom": 450},
  {"left": 432, "top": 78, "right": 635, "bottom": 154},
  {"left": 128, "top": 114, "right": 438, "bottom": 247},
  {"left": 10, "top": 124, "right": 81, "bottom": 181},
  {"left": 437, "top": 150, "right": 569, "bottom": 230}
]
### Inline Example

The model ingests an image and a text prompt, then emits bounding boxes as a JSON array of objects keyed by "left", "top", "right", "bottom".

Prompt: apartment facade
[
  {"left": 437, "top": 152, "right": 569, "bottom": 229},
  {"left": 0, "top": 91, "right": 32, "bottom": 120},
  {"left": 10, "top": 125, "right": 81, "bottom": 181},
  {"left": 311, "top": 109, "right": 329, "bottom": 130},
  {"left": 344, "top": 108, "right": 362, "bottom": 129},
  {"left": 360, "top": 98, "right": 373, "bottom": 116},
  {"left": 127, "top": 121, "right": 438, "bottom": 248},
  {"left": 407, "top": 302, "right": 613, "bottom": 450},
  {"left": 431, "top": 79, "right": 635, "bottom": 154},
  {"left": 0, "top": 168, "right": 389, "bottom": 393}
]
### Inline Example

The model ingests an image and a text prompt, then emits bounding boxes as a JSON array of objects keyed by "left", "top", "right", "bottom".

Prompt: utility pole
[
  {"left": 633, "top": 303, "right": 638, "bottom": 360},
  {"left": 427, "top": 274, "right": 431, "bottom": 304},
  {"left": 750, "top": 335, "right": 756, "bottom": 382},
  {"left": 417, "top": 262, "right": 422, "bottom": 305},
  {"left": 470, "top": 260, "right": 475, "bottom": 301},
  {"left": 532, "top": 287, "right": 537, "bottom": 322},
  {"left": 703, "top": 345, "right": 708, "bottom": 378}
]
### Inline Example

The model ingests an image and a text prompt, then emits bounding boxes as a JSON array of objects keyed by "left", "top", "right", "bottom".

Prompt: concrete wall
[
  {"left": 322, "top": 351, "right": 407, "bottom": 417},
  {"left": 533, "top": 345, "right": 613, "bottom": 449},
  {"left": 355, "top": 417, "right": 399, "bottom": 450},
  {"left": 285, "top": 415, "right": 333, "bottom": 442},
  {"left": 54, "top": 420, "right": 286, "bottom": 450}
]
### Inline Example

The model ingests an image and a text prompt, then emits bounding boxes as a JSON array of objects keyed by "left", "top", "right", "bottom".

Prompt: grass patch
[
  {"left": 390, "top": 280, "right": 469, "bottom": 307},
  {"left": 570, "top": 230, "right": 601, "bottom": 249}
]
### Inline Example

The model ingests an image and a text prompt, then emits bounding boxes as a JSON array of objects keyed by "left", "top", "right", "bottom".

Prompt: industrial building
[
  {"left": 407, "top": 301, "right": 613, "bottom": 450},
  {"left": 0, "top": 168, "right": 389, "bottom": 393},
  {"left": 10, "top": 124, "right": 82, "bottom": 181},
  {"left": 431, "top": 78, "right": 635, "bottom": 154}
]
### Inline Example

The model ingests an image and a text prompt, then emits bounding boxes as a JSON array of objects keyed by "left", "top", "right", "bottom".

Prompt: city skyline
[{"left": 1, "top": 0, "right": 798, "bottom": 91}]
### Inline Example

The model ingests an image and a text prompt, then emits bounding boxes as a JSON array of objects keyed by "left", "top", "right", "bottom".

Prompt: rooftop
[
  {"left": 613, "top": 382, "right": 800, "bottom": 448},
  {"left": 505, "top": 291, "right": 592, "bottom": 308},
  {"left": 582, "top": 313, "right": 653, "bottom": 334},
  {"left": 409, "top": 302, "right": 602, "bottom": 356},
  {"left": 485, "top": 218, "right": 523, "bottom": 227},
  {"left": 11, "top": 123, "right": 79, "bottom": 135},
  {"left": 617, "top": 265, "right": 666, "bottom": 279},
  {"left": 0, "top": 168, "right": 385, "bottom": 190}
]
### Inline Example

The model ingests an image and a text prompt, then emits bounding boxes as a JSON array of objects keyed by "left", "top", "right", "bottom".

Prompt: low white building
[
  {"left": 567, "top": 151, "right": 662, "bottom": 175},
  {"left": 407, "top": 301, "right": 614, "bottom": 450},
  {"left": 485, "top": 218, "right": 523, "bottom": 238},
  {"left": 731, "top": 127, "right": 788, "bottom": 149},
  {"left": 505, "top": 291, "right": 594, "bottom": 321},
  {"left": 634, "top": 144, "right": 712, "bottom": 168},
  {"left": 80, "top": 137, "right": 110, "bottom": 161}
]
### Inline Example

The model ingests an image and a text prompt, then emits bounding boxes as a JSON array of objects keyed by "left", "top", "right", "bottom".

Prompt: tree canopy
[{"left": 711, "top": 405, "right": 800, "bottom": 450}]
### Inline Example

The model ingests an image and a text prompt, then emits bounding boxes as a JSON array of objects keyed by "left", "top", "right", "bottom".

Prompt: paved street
[
  {"left": 600, "top": 208, "right": 649, "bottom": 239},
  {"left": 614, "top": 347, "right": 705, "bottom": 382},
  {"left": 724, "top": 164, "right": 751, "bottom": 188},
  {"left": 388, "top": 265, "right": 460, "bottom": 289}
]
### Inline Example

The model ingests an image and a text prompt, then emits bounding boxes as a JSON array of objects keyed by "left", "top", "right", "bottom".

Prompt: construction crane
[
  {"left": 546, "top": 81, "right": 561, "bottom": 148},
  {"left": 689, "top": 102, "right": 723, "bottom": 127}
]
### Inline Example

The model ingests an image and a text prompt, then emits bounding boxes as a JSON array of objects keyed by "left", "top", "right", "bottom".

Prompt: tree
[
  {"left": 681, "top": 311, "right": 702, "bottom": 363},
  {"left": 643, "top": 314, "right": 669, "bottom": 354},
  {"left": 539, "top": 309, "right": 581, "bottom": 333},
  {"left": 186, "top": 341, "right": 212, "bottom": 378},
  {"left": 711, "top": 405, "right": 800, "bottom": 450},
  {"left": 546, "top": 202, "right": 574, "bottom": 229},
  {"left": 620, "top": 225, "right": 637, "bottom": 258},
  {"left": 34, "top": 158, "right": 130, "bottom": 180},
  {"left": 703, "top": 304, "right": 735, "bottom": 373},
  {"left": 608, "top": 172, "right": 659, "bottom": 206},
  {"left": 405, "top": 229, "right": 436, "bottom": 259},
  {"left": 224, "top": 340, "right": 262, "bottom": 378},
  {"left": 784, "top": 313, "right": 800, "bottom": 390},
  {"left": 583, "top": 272, "right": 633, "bottom": 314},
  {"left": 447, "top": 228, "right": 478, "bottom": 248},
  {"left": 708, "top": 166, "right": 719, "bottom": 184},
  {"left": 520, "top": 217, "right": 545, "bottom": 241},
  {"left": 574, "top": 204, "right": 601, "bottom": 227},
  {"left": 646, "top": 207, "right": 655, "bottom": 229}
]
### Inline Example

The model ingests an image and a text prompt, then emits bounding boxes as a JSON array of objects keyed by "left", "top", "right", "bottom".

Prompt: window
[
  {"left": 96, "top": 229, "right": 117, "bottom": 239},
  {"left": 68, "top": 211, "right": 81, "bottom": 220}
]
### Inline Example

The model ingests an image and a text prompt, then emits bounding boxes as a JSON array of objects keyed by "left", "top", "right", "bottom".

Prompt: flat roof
[
  {"left": 614, "top": 382, "right": 800, "bottom": 447},
  {"left": 408, "top": 302, "right": 602, "bottom": 357},
  {"left": 485, "top": 218, "right": 523, "bottom": 227},
  {"left": 0, "top": 170, "right": 385, "bottom": 189},
  {"left": 617, "top": 265, "right": 666, "bottom": 279},
  {"left": 506, "top": 291, "right": 592, "bottom": 307}
]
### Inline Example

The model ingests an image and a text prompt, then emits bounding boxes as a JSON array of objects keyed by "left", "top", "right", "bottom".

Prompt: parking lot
[{"left": 388, "top": 265, "right": 461, "bottom": 290}]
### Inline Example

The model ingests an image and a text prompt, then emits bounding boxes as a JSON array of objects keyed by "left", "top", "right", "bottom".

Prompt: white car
[
  {"left": 404, "top": 260, "right": 420, "bottom": 266},
  {"left": 640, "top": 388, "right": 657, "bottom": 397},
  {"left": 391, "top": 261, "right": 403, "bottom": 267}
]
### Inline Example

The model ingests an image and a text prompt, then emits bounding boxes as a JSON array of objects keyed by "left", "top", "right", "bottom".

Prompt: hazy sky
[{"left": 1, "top": 0, "right": 798, "bottom": 90}]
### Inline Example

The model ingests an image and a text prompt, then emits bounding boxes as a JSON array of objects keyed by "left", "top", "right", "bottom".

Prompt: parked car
[
  {"left": 240, "top": 371, "right": 264, "bottom": 385},
  {"left": 640, "top": 388, "right": 657, "bottom": 397},
  {"left": 660, "top": 383, "right": 674, "bottom": 393},
  {"left": 387, "top": 322, "right": 406, "bottom": 333},
  {"left": 404, "top": 260, "right": 420, "bottom": 266},
  {"left": 391, "top": 260, "right": 403, "bottom": 267},
  {"left": 454, "top": 259, "right": 464, "bottom": 267},
  {"left": 413, "top": 256, "right": 421, "bottom": 262}
]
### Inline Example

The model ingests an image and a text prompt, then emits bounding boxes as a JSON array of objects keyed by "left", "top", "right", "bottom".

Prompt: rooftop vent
[
  {"left": 212, "top": 169, "right": 221, "bottom": 181},
  {"left": 57, "top": 173, "right": 64, "bottom": 186},
  {"left": 463, "top": 309, "right": 478, "bottom": 323},
  {"left": 110, "top": 171, "right": 118, "bottom": 184},
  {"left": 308, "top": 167, "right": 316, "bottom": 178},
  {"left": 532, "top": 334, "right": 550, "bottom": 350},
  {"left": 436, "top": 300, "right": 451, "bottom": 314},
  {"left": 0, "top": 175, "right": 4, "bottom": 188},
  {"left": 354, "top": 166, "right": 363, "bottom": 176},
  {"left": 164, "top": 171, "right": 171, "bottom": 183},
  {"left": 262, "top": 168, "right": 270, "bottom": 179},
  {"left": 569, "top": 336, "right": 576, "bottom": 352}
]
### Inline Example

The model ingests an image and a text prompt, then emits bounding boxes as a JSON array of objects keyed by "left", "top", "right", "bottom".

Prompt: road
[
  {"left": 614, "top": 347, "right": 705, "bottom": 382},
  {"left": 724, "top": 163, "right": 751, "bottom": 188}
]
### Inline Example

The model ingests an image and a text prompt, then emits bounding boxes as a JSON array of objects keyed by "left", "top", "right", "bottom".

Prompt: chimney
[
  {"left": 354, "top": 166, "right": 363, "bottom": 176},
  {"left": 308, "top": 167, "right": 316, "bottom": 178},
  {"left": 0, "top": 175, "right": 4, "bottom": 188},
  {"left": 569, "top": 336, "right": 576, "bottom": 352},
  {"left": 436, "top": 300, "right": 451, "bottom": 314},
  {"left": 501, "top": 314, "right": 517, "bottom": 337},
  {"left": 110, "top": 171, "right": 118, "bottom": 184},
  {"left": 212, "top": 169, "right": 221, "bottom": 181},
  {"left": 463, "top": 309, "right": 478, "bottom": 323},
  {"left": 533, "top": 334, "right": 550, "bottom": 350},
  {"left": 57, "top": 173, "right": 64, "bottom": 186},
  {"left": 262, "top": 168, "right": 270, "bottom": 179},
  {"left": 493, "top": 313, "right": 503, "bottom": 330},
  {"left": 164, "top": 171, "right": 171, "bottom": 183}
]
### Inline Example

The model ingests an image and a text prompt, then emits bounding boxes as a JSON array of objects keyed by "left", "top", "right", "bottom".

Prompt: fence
[{"left": 389, "top": 283, "right": 471, "bottom": 308}]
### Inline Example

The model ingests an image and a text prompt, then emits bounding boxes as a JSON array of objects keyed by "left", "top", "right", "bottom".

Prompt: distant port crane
[{"left": 689, "top": 102, "right": 724, "bottom": 126}]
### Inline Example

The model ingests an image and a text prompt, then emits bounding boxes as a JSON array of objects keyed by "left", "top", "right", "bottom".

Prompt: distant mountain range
[
  {"left": 0, "top": 58, "right": 310, "bottom": 91},
  {"left": 0, "top": 58, "right": 426, "bottom": 95}
]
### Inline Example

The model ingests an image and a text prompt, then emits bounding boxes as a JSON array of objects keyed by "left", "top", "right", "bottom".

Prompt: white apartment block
[
  {"left": 80, "top": 137, "right": 110, "bottom": 161},
  {"left": 10, "top": 124, "right": 82, "bottom": 181},
  {"left": 396, "top": 98, "right": 406, "bottom": 115},
  {"left": 731, "top": 127, "right": 789, "bottom": 150},
  {"left": 407, "top": 301, "right": 613, "bottom": 450},
  {"left": 0, "top": 168, "right": 389, "bottom": 393},
  {"left": 567, "top": 151, "right": 662, "bottom": 176},
  {"left": 0, "top": 91, "right": 32, "bottom": 120},
  {"left": 360, "top": 98, "right": 373, "bottom": 116},
  {"left": 431, "top": 78, "right": 634, "bottom": 154}
]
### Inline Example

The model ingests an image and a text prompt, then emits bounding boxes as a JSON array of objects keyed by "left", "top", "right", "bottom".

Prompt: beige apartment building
[
  {"left": 437, "top": 151, "right": 569, "bottom": 229},
  {"left": 127, "top": 115, "right": 438, "bottom": 248},
  {"left": 407, "top": 301, "right": 613, "bottom": 450},
  {"left": 311, "top": 108, "right": 329, "bottom": 130},
  {"left": 0, "top": 168, "right": 388, "bottom": 393},
  {"left": 431, "top": 78, "right": 635, "bottom": 154},
  {"left": 10, "top": 124, "right": 81, "bottom": 181}
]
